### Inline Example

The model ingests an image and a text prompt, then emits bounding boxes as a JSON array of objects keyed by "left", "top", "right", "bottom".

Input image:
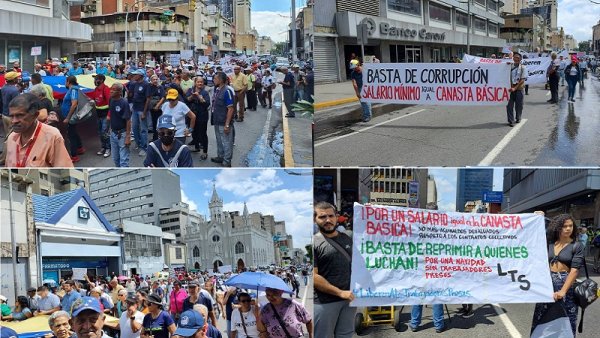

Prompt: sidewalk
[{"left": 315, "top": 80, "right": 359, "bottom": 109}]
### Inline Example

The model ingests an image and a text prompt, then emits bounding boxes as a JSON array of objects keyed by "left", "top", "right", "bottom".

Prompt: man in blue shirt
[
  {"left": 96, "top": 62, "right": 108, "bottom": 76},
  {"left": 351, "top": 62, "right": 371, "bottom": 122},
  {"left": 61, "top": 280, "right": 82, "bottom": 315},
  {"left": 210, "top": 72, "right": 234, "bottom": 167},
  {"left": 108, "top": 83, "right": 132, "bottom": 167},
  {"left": 278, "top": 66, "right": 296, "bottom": 118},
  {"left": 130, "top": 69, "right": 151, "bottom": 157},
  {"left": 67, "top": 62, "right": 84, "bottom": 77}
]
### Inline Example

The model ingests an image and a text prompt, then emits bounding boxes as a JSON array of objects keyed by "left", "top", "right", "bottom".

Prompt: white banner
[
  {"left": 521, "top": 57, "right": 552, "bottom": 84},
  {"left": 198, "top": 56, "right": 209, "bottom": 64},
  {"left": 350, "top": 203, "right": 554, "bottom": 306},
  {"left": 361, "top": 63, "right": 511, "bottom": 106},
  {"left": 462, "top": 54, "right": 507, "bottom": 64},
  {"left": 72, "top": 268, "right": 87, "bottom": 281},
  {"left": 218, "top": 265, "right": 232, "bottom": 274}
]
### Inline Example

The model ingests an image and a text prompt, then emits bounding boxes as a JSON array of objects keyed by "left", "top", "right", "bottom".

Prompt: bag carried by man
[
  {"left": 69, "top": 89, "right": 95, "bottom": 124},
  {"left": 573, "top": 242, "right": 599, "bottom": 333}
]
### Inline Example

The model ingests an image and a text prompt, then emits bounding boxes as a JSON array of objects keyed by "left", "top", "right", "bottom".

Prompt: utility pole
[
  {"left": 8, "top": 172, "right": 19, "bottom": 302},
  {"left": 291, "top": 0, "right": 297, "bottom": 62}
]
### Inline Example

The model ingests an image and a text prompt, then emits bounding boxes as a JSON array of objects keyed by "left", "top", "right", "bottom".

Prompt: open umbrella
[
  {"left": 42, "top": 279, "right": 56, "bottom": 287},
  {"left": 117, "top": 275, "right": 129, "bottom": 281},
  {"left": 224, "top": 271, "right": 292, "bottom": 294}
]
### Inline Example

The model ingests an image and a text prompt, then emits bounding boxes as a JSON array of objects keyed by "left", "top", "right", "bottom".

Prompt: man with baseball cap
[
  {"left": 119, "top": 296, "right": 144, "bottom": 338},
  {"left": 70, "top": 296, "right": 111, "bottom": 338},
  {"left": 144, "top": 114, "right": 193, "bottom": 167},
  {"left": 1, "top": 71, "right": 20, "bottom": 135},
  {"left": 182, "top": 282, "right": 217, "bottom": 326},
  {"left": 173, "top": 310, "right": 207, "bottom": 338},
  {"left": 130, "top": 69, "right": 151, "bottom": 157}
]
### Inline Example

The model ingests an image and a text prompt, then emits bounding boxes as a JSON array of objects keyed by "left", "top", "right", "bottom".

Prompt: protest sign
[
  {"left": 72, "top": 268, "right": 87, "bottom": 281},
  {"left": 361, "top": 63, "right": 510, "bottom": 106},
  {"left": 350, "top": 203, "right": 554, "bottom": 306},
  {"left": 521, "top": 57, "right": 552, "bottom": 84},
  {"left": 180, "top": 50, "right": 193, "bottom": 60},
  {"left": 462, "top": 54, "right": 506, "bottom": 64},
  {"left": 169, "top": 54, "right": 181, "bottom": 65},
  {"left": 198, "top": 56, "right": 209, "bottom": 64},
  {"left": 218, "top": 265, "right": 232, "bottom": 274}
]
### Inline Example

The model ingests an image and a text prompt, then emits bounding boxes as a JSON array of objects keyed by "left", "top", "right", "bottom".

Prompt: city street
[
  {"left": 314, "top": 74, "right": 600, "bottom": 167},
  {"left": 352, "top": 259, "right": 600, "bottom": 338}
]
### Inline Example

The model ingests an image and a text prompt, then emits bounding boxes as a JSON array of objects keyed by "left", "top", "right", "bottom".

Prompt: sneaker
[
  {"left": 96, "top": 148, "right": 106, "bottom": 156},
  {"left": 285, "top": 114, "right": 295, "bottom": 118},
  {"left": 138, "top": 149, "right": 146, "bottom": 157},
  {"left": 71, "top": 156, "right": 80, "bottom": 163},
  {"left": 363, "top": 117, "right": 371, "bottom": 122},
  {"left": 211, "top": 157, "right": 224, "bottom": 164},
  {"left": 436, "top": 328, "right": 445, "bottom": 333},
  {"left": 76, "top": 147, "right": 86, "bottom": 155},
  {"left": 410, "top": 326, "right": 418, "bottom": 332},
  {"left": 221, "top": 162, "right": 232, "bottom": 168},
  {"left": 103, "top": 149, "right": 111, "bottom": 158}
]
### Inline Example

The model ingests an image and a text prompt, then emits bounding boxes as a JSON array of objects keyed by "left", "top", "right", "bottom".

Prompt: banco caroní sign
[{"left": 379, "top": 22, "right": 446, "bottom": 41}]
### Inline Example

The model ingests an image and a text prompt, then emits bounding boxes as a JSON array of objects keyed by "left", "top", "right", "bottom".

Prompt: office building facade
[{"left": 456, "top": 169, "right": 493, "bottom": 212}]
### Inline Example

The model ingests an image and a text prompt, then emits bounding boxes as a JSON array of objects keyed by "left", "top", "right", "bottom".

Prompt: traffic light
[{"left": 189, "top": 0, "right": 196, "bottom": 12}]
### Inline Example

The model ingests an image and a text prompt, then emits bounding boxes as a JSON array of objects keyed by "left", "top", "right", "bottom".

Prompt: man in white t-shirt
[
  {"left": 118, "top": 296, "right": 144, "bottom": 338},
  {"left": 230, "top": 292, "right": 259, "bottom": 338}
]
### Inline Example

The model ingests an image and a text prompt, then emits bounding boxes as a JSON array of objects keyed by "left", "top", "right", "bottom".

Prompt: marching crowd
[
  {"left": 0, "top": 57, "right": 314, "bottom": 168},
  {"left": 0, "top": 266, "right": 313, "bottom": 338}
]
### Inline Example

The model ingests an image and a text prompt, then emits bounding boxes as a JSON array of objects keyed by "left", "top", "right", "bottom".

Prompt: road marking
[
  {"left": 301, "top": 279, "right": 309, "bottom": 306},
  {"left": 316, "top": 101, "right": 360, "bottom": 113},
  {"left": 314, "top": 109, "right": 427, "bottom": 147},
  {"left": 478, "top": 119, "right": 528, "bottom": 166},
  {"left": 253, "top": 101, "right": 274, "bottom": 166},
  {"left": 281, "top": 92, "right": 296, "bottom": 167},
  {"left": 492, "top": 303, "right": 522, "bottom": 338}
]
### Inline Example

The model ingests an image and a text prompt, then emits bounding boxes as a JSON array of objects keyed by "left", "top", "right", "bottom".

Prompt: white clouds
[
  {"left": 430, "top": 169, "right": 457, "bottom": 212},
  {"left": 181, "top": 189, "right": 199, "bottom": 212},
  {"left": 558, "top": 0, "right": 600, "bottom": 43},
  {"left": 215, "top": 169, "right": 283, "bottom": 197},
  {"left": 223, "top": 188, "right": 313, "bottom": 251},
  {"left": 251, "top": 11, "right": 291, "bottom": 43}
]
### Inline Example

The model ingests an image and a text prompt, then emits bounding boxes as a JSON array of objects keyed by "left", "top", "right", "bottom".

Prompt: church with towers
[{"left": 182, "top": 184, "right": 278, "bottom": 272}]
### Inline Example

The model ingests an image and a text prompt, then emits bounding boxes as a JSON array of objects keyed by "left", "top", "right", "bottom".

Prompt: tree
[
  {"left": 305, "top": 244, "right": 313, "bottom": 264},
  {"left": 272, "top": 42, "right": 286, "bottom": 55},
  {"left": 578, "top": 41, "right": 590, "bottom": 53}
]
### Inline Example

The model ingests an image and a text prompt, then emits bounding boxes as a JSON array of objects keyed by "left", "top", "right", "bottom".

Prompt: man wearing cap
[
  {"left": 211, "top": 72, "right": 235, "bottom": 167},
  {"left": 182, "top": 282, "right": 217, "bottom": 326},
  {"left": 26, "top": 287, "right": 40, "bottom": 312},
  {"left": 231, "top": 65, "right": 247, "bottom": 121},
  {"left": 278, "top": 66, "right": 295, "bottom": 118},
  {"left": 61, "top": 280, "right": 82, "bottom": 315},
  {"left": 118, "top": 296, "right": 144, "bottom": 338},
  {"left": 130, "top": 69, "right": 151, "bottom": 157},
  {"left": 108, "top": 83, "right": 132, "bottom": 167},
  {"left": 70, "top": 296, "right": 111, "bottom": 338},
  {"left": 1, "top": 71, "right": 20, "bottom": 137},
  {"left": 142, "top": 294, "right": 176, "bottom": 338},
  {"left": 4, "top": 93, "right": 73, "bottom": 167},
  {"left": 93, "top": 74, "right": 112, "bottom": 158},
  {"left": 172, "top": 310, "right": 207, "bottom": 338},
  {"left": 144, "top": 114, "right": 193, "bottom": 167},
  {"left": 34, "top": 285, "right": 61, "bottom": 316}
]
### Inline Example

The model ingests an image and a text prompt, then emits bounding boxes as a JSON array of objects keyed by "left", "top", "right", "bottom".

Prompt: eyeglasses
[
  {"left": 239, "top": 299, "right": 251, "bottom": 303},
  {"left": 158, "top": 131, "right": 174, "bottom": 137}
]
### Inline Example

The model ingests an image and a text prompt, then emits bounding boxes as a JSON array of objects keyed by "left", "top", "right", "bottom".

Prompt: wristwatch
[{"left": 225, "top": 125, "right": 230, "bottom": 128}]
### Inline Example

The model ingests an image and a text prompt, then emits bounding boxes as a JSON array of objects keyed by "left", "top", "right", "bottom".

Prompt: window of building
[
  {"left": 474, "top": 17, "right": 487, "bottom": 31},
  {"left": 487, "top": 0, "right": 498, "bottom": 12},
  {"left": 488, "top": 22, "right": 499, "bottom": 35},
  {"left": 40, "top": 172, "right": 48, "bottom": 181},
  {"left": 235, "top": 241, "right": 245, "bottom": 254},
  {"left": 474, "top": 0, "right": 486, "bottom": 7},
  {"left": 388, "top": 0, "right": 422, "bottom": 16},
  {"left": 41, "top": 189, "right": 49, "bottom": 196},
  {"left": 175, "top": 247, "right": 182, "bottom": 259},
  {"left": 429, "top": 2, "right": 451, "bottom": 23},
  {"left": 456, "top": 10, "right": 469, "bottom": 27},
  {"left": 212, "top": 235, "right": 220, "bottom": 242}
]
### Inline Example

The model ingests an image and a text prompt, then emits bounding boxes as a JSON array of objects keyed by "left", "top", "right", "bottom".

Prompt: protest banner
[
  {"left": 198, "top": 56, "right": 209, "bottom": 64},
  {"left": 462, "top": 54, "right": 506, "bottom": 64},
  {"left": 72, "top": 268, "right": 87, "bottom": 281},
  {"left": 169, "top": 53, "right": 181, "bottom": 66},
  {"left": 218, "top": 265, "right": 232, "bottom": 274},
  {"left": 361, "top": 63, "right": 510, "bottom": 106},
  {"left": 463, "top": 54, "right": 551, "bottom": 85},
  {"left": 350, "top": 203, "right": 554, "bottom": 306}
]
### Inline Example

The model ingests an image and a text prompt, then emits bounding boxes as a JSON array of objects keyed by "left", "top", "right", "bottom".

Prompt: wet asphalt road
[{"left": 314, "top": 73, "right": 600, "bottom": 167}]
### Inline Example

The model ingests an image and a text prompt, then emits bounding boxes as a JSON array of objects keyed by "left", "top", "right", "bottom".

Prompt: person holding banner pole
[
  {"left": 351, "top": 62, "right": 371, "bottom": 123},
  {"left": 531, "top": 214, "right": 584, "bottom": 337},
  {"left": 506, "top": 53, "right": 527, "bottom": 127},
  {"left": 547, "top": 53, "right": 559, "bottom": 104},
  {"left": 313, "top": 201, "right": 355, "bottom": 338}
]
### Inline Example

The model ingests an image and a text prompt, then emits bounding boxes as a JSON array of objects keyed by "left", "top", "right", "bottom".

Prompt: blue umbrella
[{"left": 224, "top": 272, "right": 292, "bottom": 294}]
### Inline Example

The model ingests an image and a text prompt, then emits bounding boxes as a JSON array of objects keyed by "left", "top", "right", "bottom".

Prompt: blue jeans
[
  {"left": 360, "top": 101, "right": 372, "bottom": 120},
  {"left": 559, "top": 70, "right": 565, "bottom": 85},
  {"left": 296, "top": 88, "right": 305, "bottom": 102},
  {"left": 314, "top": 300, "right": 356, "bottom": 338},
  {"left": 214, "top": 124, "right": 233, "bottom": 165},
  {"left": 131, "top": 110, "right": 148, "bottom": 151},
  {"left": 411, "top": 304, "right": 444, "bottom": 330},
  {"left": 97, "top": 116, "right": 110, "bottom": 150},
  {"left": 566, "top": 76, "right": 578, "bottom": 99},
  {"left": 303, "top": 275, "right": 308, "bottom": 285},
  {"left": 110, "top": 130, "right": 130, "bottom": 167}
]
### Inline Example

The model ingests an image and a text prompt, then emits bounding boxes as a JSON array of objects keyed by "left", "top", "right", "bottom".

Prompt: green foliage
[
  {"left": 305, "top": 244, "right": 313, "bottom": 264},
  {"left": 291, "top": 97, "right": 314, "bottom": 117}
]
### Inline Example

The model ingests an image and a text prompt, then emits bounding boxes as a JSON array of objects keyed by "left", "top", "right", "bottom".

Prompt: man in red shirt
[
  {"left": 92, "top": 74, "right": 111, "bottom": 157},
  {"left": 44, "top": 58, "right": 55, "bottom": 75}
]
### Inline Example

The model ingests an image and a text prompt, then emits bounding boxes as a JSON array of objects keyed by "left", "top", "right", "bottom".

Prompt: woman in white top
[
  {"left": 262, "top": 69, "right": 275, "bottom": 109},
  {"left": 230, "top": 292, "right": 260, "bottom": 338}
]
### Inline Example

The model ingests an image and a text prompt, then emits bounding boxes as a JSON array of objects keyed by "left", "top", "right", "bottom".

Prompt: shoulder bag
[
  {"left": 572, "top": 242, "right": 598, "bottom": 333},
  {"left": 69, "top": 89, "right": 95, "bottom": 124},
  {"left": 239, "top": 308, "right": 255, "bottom": 338},
  {"left": 269, "top": 303, "right": 292, "bottom": 338}
]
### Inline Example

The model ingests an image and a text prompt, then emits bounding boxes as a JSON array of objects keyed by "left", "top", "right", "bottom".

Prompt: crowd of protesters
[{"left": 0, "top": 56, "right": 314, "bottom": 168}]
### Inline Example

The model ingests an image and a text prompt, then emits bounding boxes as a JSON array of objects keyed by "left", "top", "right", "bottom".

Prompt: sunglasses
[
  {"left": 239, "top": 299, "right": 251, "bottom": 303},
  {"left": 158, "top": 131, "right": 174, "bottom": 137}
]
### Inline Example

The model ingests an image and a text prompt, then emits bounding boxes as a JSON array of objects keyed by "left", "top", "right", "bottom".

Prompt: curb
[
  {"left": 314, "top": 97, "right": 358, "bottom": 110},
  {"left": 281, "top": 92, "right": 295, "bottom": 168}
]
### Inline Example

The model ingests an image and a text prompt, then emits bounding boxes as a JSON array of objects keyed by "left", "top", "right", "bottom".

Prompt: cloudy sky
[
  {"left": 251, "top": 0, "right": 307, "bottom": 43},
  {"left": 174, "top": 169, "right": 313, "bottom": 252},
  {"left": 428, "top": 168, "right": 504, "bottom": 212},
  {"left": 558, "top": 0, "right": 600, "bottom": 43}
]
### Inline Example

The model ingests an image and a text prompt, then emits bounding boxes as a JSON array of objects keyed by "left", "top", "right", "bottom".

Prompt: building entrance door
[
  {"left": 432, "top": 49, "right": 441, "bottom": 62},
  {"left": 406, "top": 46, "right": 422, "bottom": 63}
]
